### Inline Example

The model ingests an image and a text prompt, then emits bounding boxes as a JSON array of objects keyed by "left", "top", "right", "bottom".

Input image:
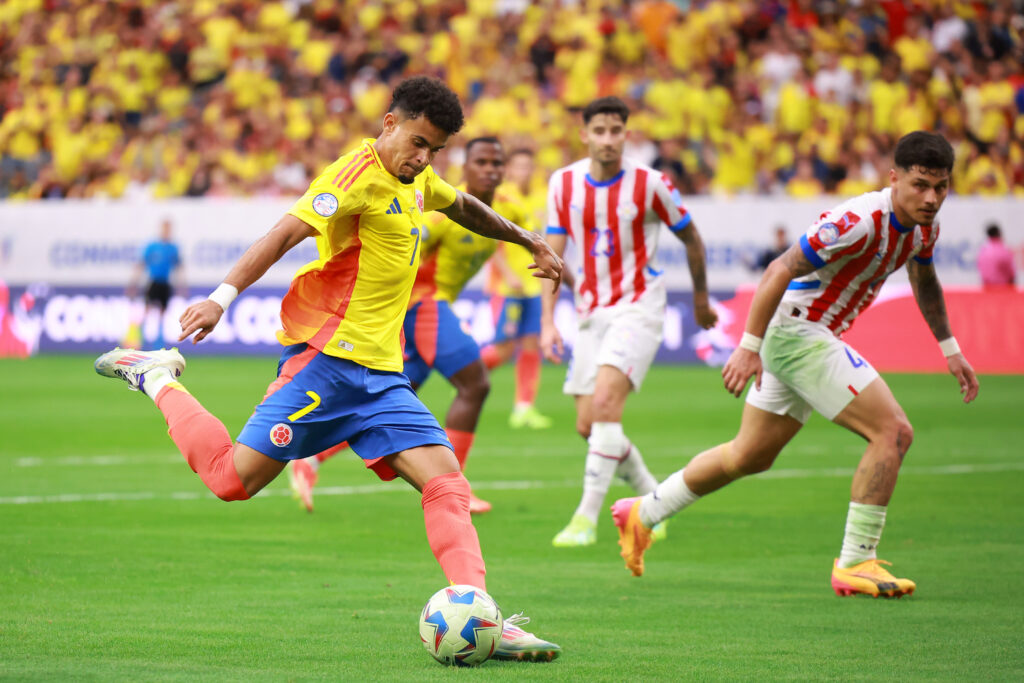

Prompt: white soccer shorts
[
  {"left": 563, "top": 300, "right": 664, "bottom": 395},
  {"left": 745, "top": 318, "right": 880, "bottom": 423}
]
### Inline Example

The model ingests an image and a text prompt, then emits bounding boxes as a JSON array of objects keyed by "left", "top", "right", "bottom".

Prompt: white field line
[{"left": 1, "top": 462, "right": 1022, "bottom": 505}]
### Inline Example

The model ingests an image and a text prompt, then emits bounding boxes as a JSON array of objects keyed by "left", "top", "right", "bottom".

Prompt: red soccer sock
[
  {"left": 314, "top": 441, "right": 348, "bottom": 465},
  {"left": 155, "top": 384, "right": 250, "bottom": 501},
  {"left": 421, "top": 471, "right": 487, "bottom": 589},
  {"left": 515, "top": 349, "right": 541, "bottom": 405},
  {"left": 479, "top": 345, "right": 502, "bottom": 370},
  {"left": 446, "top": 429, "right": 475, "bottom": 471}
]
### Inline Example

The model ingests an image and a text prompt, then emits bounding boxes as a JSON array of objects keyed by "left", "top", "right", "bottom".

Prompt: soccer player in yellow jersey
[
  {"left": 479, "top": 148, "right": 553, "bottom": 430},
  {"left": 290, "top": 138, "right": 524, "bottom": 515},
  {"left": 94, "top": 77, "right": 562, "bottom": 662}
]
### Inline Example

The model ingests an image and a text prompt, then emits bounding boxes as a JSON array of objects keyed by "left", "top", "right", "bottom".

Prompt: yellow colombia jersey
[
  {"left": 410, "top": 188, "right": 531, "bottom": 304},
  {"left": 488, "top": 184, "right": 544, "bottom": 298},
  {"left": 282, "top": 138, "right": 457, "bottom": 372}
]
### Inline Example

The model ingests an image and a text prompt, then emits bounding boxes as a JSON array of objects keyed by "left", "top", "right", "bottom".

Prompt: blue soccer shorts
[
  {"left": 402, "top": 299, "right": 480, "bottom": 386},
  {"left": 490, "top": 295, "right": 542, "bottom": 343},
  {"left": 237, "top": 344, "right": 451, "bottom": 480}
]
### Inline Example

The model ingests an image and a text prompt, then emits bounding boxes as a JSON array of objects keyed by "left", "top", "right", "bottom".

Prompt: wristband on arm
[{"left": 208, "top": 283, "right": 238, "bottom": 312}]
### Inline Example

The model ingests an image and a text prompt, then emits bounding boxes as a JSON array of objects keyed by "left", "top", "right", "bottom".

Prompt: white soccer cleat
[
  {"left": 491, "top": 612, "right": 561, "bottom": 662},
  {"left": 94, "top": 347, "right": 185, "bottom": 392}
]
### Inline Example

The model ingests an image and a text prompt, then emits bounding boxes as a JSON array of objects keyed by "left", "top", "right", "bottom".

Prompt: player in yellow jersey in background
[
  {"left": 480, "top": 149, "right": 553, "bottom": 430},
  {"left": 289, "top": 138, "right": 532, "bottom": 515},
  {"left": 95, "top": 77, "right": 563, "bottom": 661}
]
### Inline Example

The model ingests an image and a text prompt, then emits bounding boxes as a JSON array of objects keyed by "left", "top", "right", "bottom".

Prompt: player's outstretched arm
[
  {"left": 907, "top": 259, "right": 980, "bottom": 403},
  {"left": 439, "top": 190, "right": 563, "bottom": 287},
  {"left": 178, "top": 215, "right": 315, "bottom": 343},
  {"left": 673, "top": 221, "right": 717, "bottom": 329},
  {"left": 539, "top": 232, "right": 568, "bottom": 363},
  {"left": 722, "top": 245, "right": 817, "bottom": 397}
]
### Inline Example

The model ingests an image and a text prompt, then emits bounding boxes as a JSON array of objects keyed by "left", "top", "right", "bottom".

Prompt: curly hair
[
  {"left": 894, "top": 131, "right": 954, "bottom": 172},
  {"left": 388, "top": 76, "right": 465, "bottom": 136}
]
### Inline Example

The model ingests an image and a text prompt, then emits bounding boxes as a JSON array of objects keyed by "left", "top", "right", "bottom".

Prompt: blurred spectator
[
  {"left": 977, "top": 223, "right": 1017, "bottom": 288},
  {"left": 747, "top": 226, "right": 790, "bottom": 272}
]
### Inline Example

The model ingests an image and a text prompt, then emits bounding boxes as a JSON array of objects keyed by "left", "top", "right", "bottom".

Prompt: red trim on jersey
[
  {"left": 806, "top": 211, "right": 883, "bottom": 323},
  {"left": 414, "top": 298, "right": 440, "bottom": 368},
  {"left": 828, "top": 212, "right": 903, "bottom": 332},
  {"left": 342, "top": 158, "right": 374, "bottom": 191},
  {"left": 630, "top": 169, "right": 649, "bottom": 302},
  {"left": 847, "top": 384, "right": 858, "bottom": 396},
  {"left": 840, "top": 221, "right": 919, "bottom": 331},
  {"left": 309, "top": 225, "right": 363, "bottom": 350},
  {"left": 261, "top": 346, "right": 319, "bottom": 402},
  {"left": 581, "top": 181, "right": 599, "bottom": 312},
  {"left": 410, "top": 250, "right": 439, "bottom": 305},
  {"left": 333, "top": 153, "right": 366, "bottom": 186},
  {"left": 606, "top": 179, "right": 624, "bottom": 306},
  {"left": 558, "top": 171, "right": 572, "bottom": 239},
  {"left": 651, "top": 184, "right": 672, "bottom": 227}
]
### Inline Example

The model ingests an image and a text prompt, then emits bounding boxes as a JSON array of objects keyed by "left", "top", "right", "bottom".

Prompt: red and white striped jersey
[
  {"left": 784, "top": 188, "right": 939, "bottom": 336},
  {"left": 546, "top": 158, "right": 692, "bottom": 315}
]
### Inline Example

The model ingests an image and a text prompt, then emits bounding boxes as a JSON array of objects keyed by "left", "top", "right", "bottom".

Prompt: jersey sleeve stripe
[
  {"left": 341, "top": 159, "right": 374, "bottom": 191},
  {"left": 546, "top": 226, "right": 567, "bottom": 234},
  {"left": 669, "top": 213, "right": 692, "bottom": 232},
  {"left": 332, "top": 153, "right": 365, "bottom": 186},
  {"left": 912, "top": 255, "right": 933, "bottom": 264},
  {"left": 334, "top": 152, "right": 370, "bottom": 188},
  {"left": 799, "top": 234, "right": 827, "bottom": 269}
]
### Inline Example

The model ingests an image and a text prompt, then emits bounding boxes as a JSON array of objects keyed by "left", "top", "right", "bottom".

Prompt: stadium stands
[{"left": 0, "top": 0, "right": 1022, "bottom": 200}]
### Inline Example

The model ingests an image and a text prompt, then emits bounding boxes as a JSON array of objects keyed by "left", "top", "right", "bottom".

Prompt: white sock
[
  {"left": 837, "top": 502, "right": 887, "bottom": 568},
  {"left": 141, "top": 367, "right": 176, "bottom": 402},
  {"left": 574, "top": 422, "right": 627, "bottom": 523},
  {"left": 638, "top": 469, "right": 700, "bottom": 528},
  {"left": 615, "top": 442, "right": 658, "bottom": 494}
]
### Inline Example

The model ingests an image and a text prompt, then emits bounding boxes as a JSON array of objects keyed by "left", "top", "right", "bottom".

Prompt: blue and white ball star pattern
[{"left": 419, "top": 585, "right": 503, "bottom": 667}]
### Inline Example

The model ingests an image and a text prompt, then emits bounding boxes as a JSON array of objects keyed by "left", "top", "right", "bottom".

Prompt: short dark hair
[
  {"left": 987, "top": 223, "right": 1002, "bottom": 239},
  {"left": 388, "top": 76, "right": 465, "bottom": 136},
  {"left": 465, "top": 136, "right": 501, "bottom": 155},
  {"left": 582, "top": 96, "right": 630, "bottom": 125},
  {"left": 894, "top": 131, "right": 954, "bottom": 173}
]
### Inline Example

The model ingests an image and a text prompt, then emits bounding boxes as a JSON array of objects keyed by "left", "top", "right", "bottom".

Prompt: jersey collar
[{"left": 585, "top": 169, "right": 625, "bottom": 187}]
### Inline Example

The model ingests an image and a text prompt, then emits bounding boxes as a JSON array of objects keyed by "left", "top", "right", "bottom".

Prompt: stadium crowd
[{"left": 1, "top": 0, "right": 1022, "bottom": 201}]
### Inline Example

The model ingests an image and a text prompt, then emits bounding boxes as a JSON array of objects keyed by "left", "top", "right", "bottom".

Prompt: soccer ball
[{"left": 418, "top": 585, "right": 503, "bottom": 667}]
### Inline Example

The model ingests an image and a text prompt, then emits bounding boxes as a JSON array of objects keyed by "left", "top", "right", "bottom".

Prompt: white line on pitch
[{"left": 0, "top": 462, "right": 1022, "bottom": 505}]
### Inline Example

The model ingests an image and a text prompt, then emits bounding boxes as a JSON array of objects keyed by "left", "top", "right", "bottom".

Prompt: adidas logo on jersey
[{"left": 385, "top": 197, "right": 403, "bottom": 215}]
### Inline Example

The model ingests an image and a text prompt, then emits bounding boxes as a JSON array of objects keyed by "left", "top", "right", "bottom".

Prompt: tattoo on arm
[
  {"left": 907, "top": 260, "right": 953, "bottom": 340},
  {"left": 778, "top": 244, "right": 819, "bottom": 278},
  {"left": 677, "top": 225, "right": 709, "bottom": 294}
]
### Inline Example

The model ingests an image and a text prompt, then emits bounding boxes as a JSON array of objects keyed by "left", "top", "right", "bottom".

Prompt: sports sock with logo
[
  {"left": 837, "top": 502, "right": 887, "bottom": 568},
  {"left": 639, "top": 469, "right": 700, "bottom": 528},
  {"left": 575, "top": 422, "right": 627, "bottom": 523},
  {"left": 421, "top": 471, "right": 487, "bottom": 589},
  {"left": 615, "top": 442, "right": 658, "bottom": 495},
  {"left": 153, "top": 383, "right": 249, "bottom": 501}
]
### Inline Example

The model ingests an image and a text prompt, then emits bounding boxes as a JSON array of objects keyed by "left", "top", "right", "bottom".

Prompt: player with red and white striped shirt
[
  {"left": 541, "top": 97, "right": 717, "bottom": 547},
  {"left": 613, "top": 131, "right": 980, "bottom": 597}
]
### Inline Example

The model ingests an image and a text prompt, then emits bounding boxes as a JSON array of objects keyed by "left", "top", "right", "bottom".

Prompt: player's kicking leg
[
  {"left": 94, "top": 347, "right": 283, "bottom": 500},
  {"left": 612, "top": 403, "right": 801, "bottom": 576},
  {"left": 386, "top": 445, "right": 560, "bottom": 662},
  {"left": 829, "top": 378, "right": 917, "bottom": 598}
]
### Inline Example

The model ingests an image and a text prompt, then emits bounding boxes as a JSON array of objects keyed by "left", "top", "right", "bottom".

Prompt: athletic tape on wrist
[
  {"left": 738, "top": 332, "right": 763, "bottom": 354},
  {"left": 938, "top": 337, "right": 960, "bottom": 358},
  {"left": 208, "top": 283, "right": 238, "bottom": 312}
]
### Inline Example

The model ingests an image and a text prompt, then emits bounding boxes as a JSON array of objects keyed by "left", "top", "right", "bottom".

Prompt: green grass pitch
[{"left": 1, "top": 355, "right": 1022, "bottom": 681}]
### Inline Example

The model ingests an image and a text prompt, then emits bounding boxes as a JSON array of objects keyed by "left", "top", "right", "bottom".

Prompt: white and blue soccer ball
[{"left": 418, "top": 585, "right": 503, "bottom": 667}]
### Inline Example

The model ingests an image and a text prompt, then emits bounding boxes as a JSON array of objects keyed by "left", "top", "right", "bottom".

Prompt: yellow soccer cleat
[
  {"left": 509, "top": 405, "right": 553, "bottom": 430},
  {"left": 831, "top": 558, "right": 916, "bottom": 598},
  {"left": 551, "top": 514, "right": 596, "bottom": 547},
  {"left": 611, "top": 497, "right": 653, "bottom": 577}
]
